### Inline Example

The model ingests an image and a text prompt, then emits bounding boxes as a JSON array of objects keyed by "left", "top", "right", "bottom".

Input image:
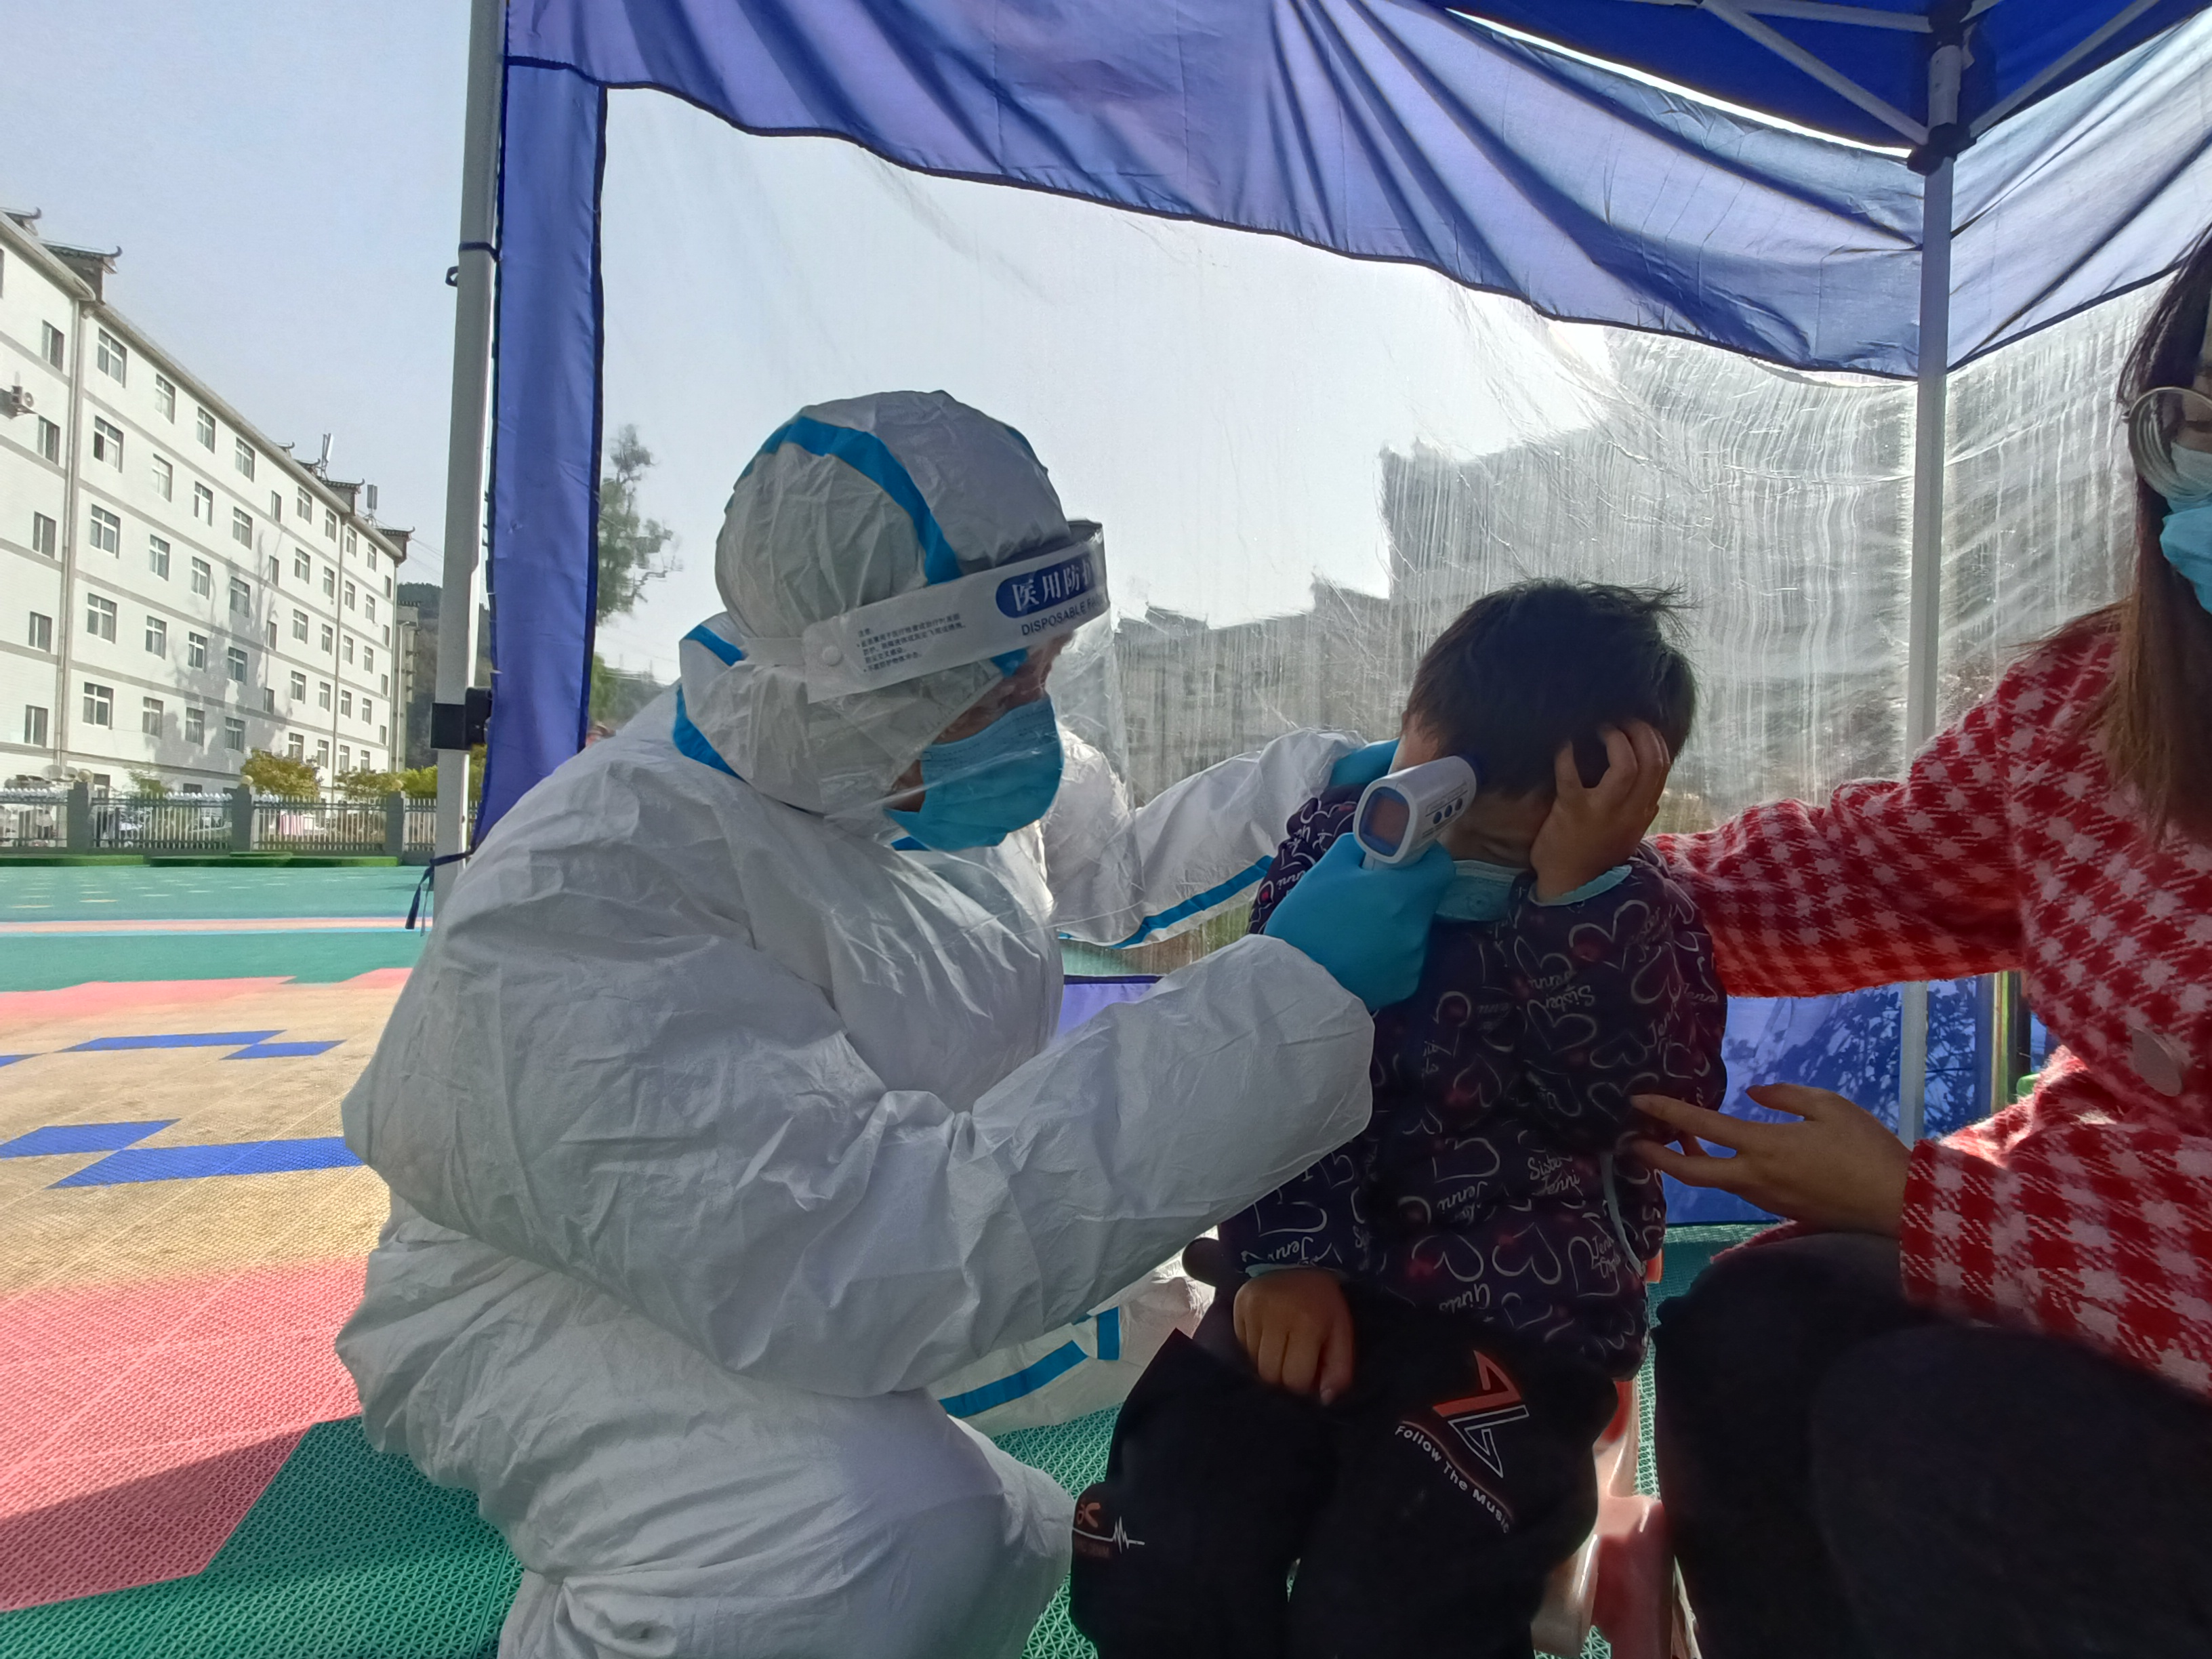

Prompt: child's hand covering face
[
  {"left": 1529, "top": 720, "right": 1673, "bottom": 899},
  {"left": 1233, "top": 1269, "right": 1356, "bottom": 1405}
]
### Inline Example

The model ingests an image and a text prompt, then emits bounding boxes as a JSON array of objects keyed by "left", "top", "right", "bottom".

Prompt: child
[{"left": 1069, "top": 581, "right": 1727, "bottom": 1659}]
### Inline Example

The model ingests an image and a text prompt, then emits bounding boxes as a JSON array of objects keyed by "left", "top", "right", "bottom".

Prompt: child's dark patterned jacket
[{"left": 1217, "top": 786, "right": 1728, "bottom": 1376}]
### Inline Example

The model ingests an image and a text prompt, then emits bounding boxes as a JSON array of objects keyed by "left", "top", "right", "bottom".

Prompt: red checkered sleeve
[
  {"left": 1654, "top": 685, "right": 2023, "bottom": 999},
  {"left": 1902, "top": 1063, "right": 2212, "bottom": 1398}
]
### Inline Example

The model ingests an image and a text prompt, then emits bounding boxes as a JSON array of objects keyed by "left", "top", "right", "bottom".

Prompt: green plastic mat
[
  {"left": 0, "top": 1229, "right": 1763, "bottom": 1659},
  {"left": 0, "top": 867, "right": 425, "bottom": 923},
  {"left": 0, "top": 1420, "right": 516, "bottom": 1659}
]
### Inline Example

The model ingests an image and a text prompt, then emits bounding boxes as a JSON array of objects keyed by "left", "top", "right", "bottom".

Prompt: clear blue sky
[{"left": 0, "top": 1, "right": 469, "bottom": 573}]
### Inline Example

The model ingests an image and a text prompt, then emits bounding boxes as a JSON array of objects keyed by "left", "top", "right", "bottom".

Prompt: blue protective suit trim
[
  {"left": 1101, "top": 853, "right": 1275, "bottom": 950},
  {"left": 745, "top": 416, "right": 964, "bottom": 586},
  {"left": 1095, "top": 1305, "right": 1122, "bottom": 1362},
  {"left": 672, "top": 688, "right": 740, "bottom": 777},
  {"left": 937, "top": 1339, "right": 1088, "bottom": 1418},
  {"left": 890, "top": 836, "right": 928, "bottom": 851},
  {"left": 682, "top": 623, "right": 743, "bottom": 667}
]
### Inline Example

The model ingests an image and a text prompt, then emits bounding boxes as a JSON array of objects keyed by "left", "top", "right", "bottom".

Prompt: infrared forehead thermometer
[{"left": 1353, "top": 756, "right": 1478, "bottom": 867}]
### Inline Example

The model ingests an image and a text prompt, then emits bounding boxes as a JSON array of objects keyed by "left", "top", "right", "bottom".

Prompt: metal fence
[{"left": 2, "top": 783, "right": 472, "bottom": 858}]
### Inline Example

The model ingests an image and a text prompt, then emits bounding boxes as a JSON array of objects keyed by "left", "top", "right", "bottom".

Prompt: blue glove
[
  {"left": 1263, "top": 834, "right": 1453, "bottom": 1011},
  {"left": 1327, "top": 739, "right": 1399, "bottom": 792}
]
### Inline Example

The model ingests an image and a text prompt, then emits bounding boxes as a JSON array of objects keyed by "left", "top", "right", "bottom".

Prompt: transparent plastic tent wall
[{"left": 587, "top": 97, "right": 2148, "bottom": 1218}]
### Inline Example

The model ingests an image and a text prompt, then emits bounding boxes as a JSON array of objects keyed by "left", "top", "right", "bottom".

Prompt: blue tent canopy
[{"left": 1452, "top": 1, "right": 2207, "bottom": 148}]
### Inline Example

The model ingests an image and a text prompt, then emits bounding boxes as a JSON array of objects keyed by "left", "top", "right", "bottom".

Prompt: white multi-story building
[{"left": 0, "top": 209, "right": 411, "bottom": 793}]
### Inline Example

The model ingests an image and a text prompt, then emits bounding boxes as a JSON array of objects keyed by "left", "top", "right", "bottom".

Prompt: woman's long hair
[{"left": 2086, "top": 227, "right": 2212, "bottom": 842}]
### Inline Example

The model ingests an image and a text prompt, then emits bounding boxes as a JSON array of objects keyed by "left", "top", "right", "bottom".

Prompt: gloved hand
[
  {"left": 1327, "top": 739, "right": 1399, "bottom": 792},
  {"left": 1263, "top": 834, "right": 1453, "bottom": 1011}
]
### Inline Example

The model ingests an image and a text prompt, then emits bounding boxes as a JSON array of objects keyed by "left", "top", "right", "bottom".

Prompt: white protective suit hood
[{"left": 680, "top": 390, "right": 1078, "bottom": 818}]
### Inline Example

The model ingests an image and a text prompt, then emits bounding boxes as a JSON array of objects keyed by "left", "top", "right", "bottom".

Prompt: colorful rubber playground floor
[{"left": 0, "top": 865, "right": 1739, "bottom": 1657}]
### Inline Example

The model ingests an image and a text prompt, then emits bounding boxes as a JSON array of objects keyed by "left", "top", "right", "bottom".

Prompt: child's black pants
[{"left": 1067, "top": 1286, "right": 1616, "bottom": 1659}]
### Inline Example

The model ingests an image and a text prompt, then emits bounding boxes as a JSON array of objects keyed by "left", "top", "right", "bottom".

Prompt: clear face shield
[
  {"left": 2128, "top": 302, "right": 2212, "bottom": 507},
  {"left": 2127, "top": 384, "right": 2212, "bottom": 507},
  {"left": 751, "top": 524, "right": 1112, "bottom": 848}
]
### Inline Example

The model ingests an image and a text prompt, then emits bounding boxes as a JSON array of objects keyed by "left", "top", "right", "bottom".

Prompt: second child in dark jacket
[{"left": 1071, "top": 581, "right": 1727, "bottom": 1659}]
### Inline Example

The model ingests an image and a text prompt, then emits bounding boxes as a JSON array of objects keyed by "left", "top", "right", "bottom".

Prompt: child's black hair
[{"left": 1404, "top": 581, "right": 1696, "bottom": 794}]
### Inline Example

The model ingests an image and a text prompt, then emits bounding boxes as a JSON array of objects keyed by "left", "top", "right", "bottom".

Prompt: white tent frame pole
[
  {"left": 1898, "top": 37, "right": 1963, "bottom": 1145},
  {"left": 433, "top": 0, "right": 506, "bottom": 904}
]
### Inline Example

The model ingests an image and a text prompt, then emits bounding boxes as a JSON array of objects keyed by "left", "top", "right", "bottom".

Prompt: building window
[
  {"left": 85, "top": 594, "right": 117, "bottom": 640},
  {"left": 155, "top": 373, "right": 176, "bottom": 420},
  {"left": 23, "top": 705, "right": 48, "bottom": 747},
  {"left": 264, "top": 554, "right": 279, "bottom": 584},
  {"left": 344, "top": 581, "right": 357, "bottom": 611},
  {"left": 152, "top": 454, "right": 173, "bottom": 499},
  {"left": 343, "top": 634, "right": 355, "bottom": 664},
  {"left": 321, "top": 566, "right": 335, "bottom": 598},
  {"left": 337, "top": 744, "right": 352, "bottom": 773},
  {"left": 35, "top": 416, "right": 59, "bottom": 462},
  {"left": 360, "top": 697, "right": 373, "bottom": 724},
  {"left": 268, "top": 490, "right": 283, "bottom": 523},
  {"left": 184, "top": 706, "right": 205, "bottom": 744},
  {"left": 148, "top": 534, "right": 170, "bottom": 577},
  {"left": 96, "top": 329, "right": 128, "bottom": 383},
  {"left": 232, "top": 507, "right": 253, "bottom": 547},
  {"left": 382, "top": 625, "right": 390, "bottom": 647},
  {"left": 319, "top": 622, "right": 334, "bottom": 653},
  {"left": 234, "top": 438, "right": 255, "bottom": 479},
  {"left": 224, "top": 717, "right": 245, "bottom": 752},
  {"left": 362, "top": 645, "right": 374, "bottom": 672},
  {"left": 323, "top": 508, "right": 337, "bottom": 539},
  {"left": 82, "top": 683, "right": 113, "bottom": 727},
  {"left": 192, "top": 483, "right": 214, "bottom": 523},
  {"left": 286, "top": 733, "right": 304, "bottom": 760},
  {"left": 186, "top": 632, "right": 208, "bottom": 670},
  {"left": 380, "top": 673, "right": 389, "bottom": 696},
  {"left": 225, "top": 645, "right": 248, "bottom": 683},
  {"left": 195, "top": 407, "right": 216, "bottom": 449},
  {"left": 91, "top": 417, "right": 124, "bottom": 467},
  {"left": 288, "top": 670, "right": 307, "bottom": 699},
  {"left": 30, "top": 514, "right": 56, "bottom": 557},
  {"left": 89, "top": 506, "right": 121, "bottom": 554},
  {"left": 291, "top": 609, "right": 308, "bottom": 642},
  {"left": 384, "top": 575, "right": 392, "bottom": 598},
  {"left": 262, "top": 686, "right": 276, "bottom": 712},
  {"left": 27, "top": 612, "right": 52, "bottom": 652},
  {"left": 190, "top": 556, "right": 213, "bottom": 597},
  {"left": 340, "top": 689, "right": 354, "bottom": 718},
  {"left": 316, "top": 680, "right": 332, "bottom": 710},
  {"left": 144, "top": 616, "right": 167, "bottom": 657},
  {"left": 229, "top": 577, "right": 251, "bottom": 615},
  {"left": 315, "top": 739, "right": 331, "bottom": 768},
  {"left": 364, "top": 594, "right": 377, "bottom": 623},
  {"left": 42, "top": 323, "right": 64, "bottom": 368},
  {"left": 344, "top": 528, "right": 357, "bottom": 556},
  {"left": 141, "top": 697, "right": 164, "bottom": 735},
  {"left": 264, "top": 619, "right": 276, "bottom": 647},
  {"left": 293, "top": 550, "right": 310, "bottom": 581}
]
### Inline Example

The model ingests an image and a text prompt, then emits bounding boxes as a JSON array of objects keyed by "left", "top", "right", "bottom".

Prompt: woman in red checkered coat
[{"left": 1634, "top": 232, "right": 2212, "bottom": 1658}]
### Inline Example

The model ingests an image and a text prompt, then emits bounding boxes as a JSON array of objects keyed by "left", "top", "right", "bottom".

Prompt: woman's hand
[
  {"left": 1530, "top": 722, "right": 1673, "bottom": 900},
  {"left": 1632, "top": 1084, "right": 1911, "bottom": 1236},
  {"left": 1233, "top": 1269, "right": 1356, "bottom": 1404}
]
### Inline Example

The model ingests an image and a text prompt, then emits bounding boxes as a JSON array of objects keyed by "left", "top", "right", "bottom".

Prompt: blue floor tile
[
  {"left": 67, "top": 1031, "right": 283, "bottom": 1052},
  {"left": 50, "top": 1136, "right": 361, "bottom": 1187},
  {"left": 0, "top": 1120, "right": 176, "bottom": 1158},
  {"left": 223, "top": 1040, "right": 342, "bottom": 1060}
]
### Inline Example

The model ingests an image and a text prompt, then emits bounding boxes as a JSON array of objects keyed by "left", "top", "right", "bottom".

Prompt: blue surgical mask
[
  {"left": 886, "top": 696, "right": 1064, "bottom": 851},
  {"left": 2162, "top": 451, "right": 2212, "bottom": 612}
]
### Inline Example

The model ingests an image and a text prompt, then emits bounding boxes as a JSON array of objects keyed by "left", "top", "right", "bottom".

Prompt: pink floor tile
[
  {"left": 0, "top": 1258, "right": 369, "bottom": 1610},
  {"left": 0, "top": 977, "right": 293, "bottom": 1026},
  {"left": 341, "top": 966, "right": 413, "bottom": 987},
  {"left": 0, "top": 1433, "right": 304, "bottom": 1609}
]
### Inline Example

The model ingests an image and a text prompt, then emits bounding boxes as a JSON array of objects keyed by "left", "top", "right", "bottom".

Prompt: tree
[
  {"left": 596, "top": 426, "right": 676, "bottom": 625},
  {"left": 129, "top": 771, "right": 168, "bottom": 800},
  {"left": 240, "top": 750, "right": 322, "bottom": 799},
  {"left": 333, "top": 767, "right": 405, "bottom": 801}
]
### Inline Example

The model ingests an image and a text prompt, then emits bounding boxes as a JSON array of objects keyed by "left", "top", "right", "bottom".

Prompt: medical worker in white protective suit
[{"left": 337, "top": 392, "right": 1455, "bottom": 1659}]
